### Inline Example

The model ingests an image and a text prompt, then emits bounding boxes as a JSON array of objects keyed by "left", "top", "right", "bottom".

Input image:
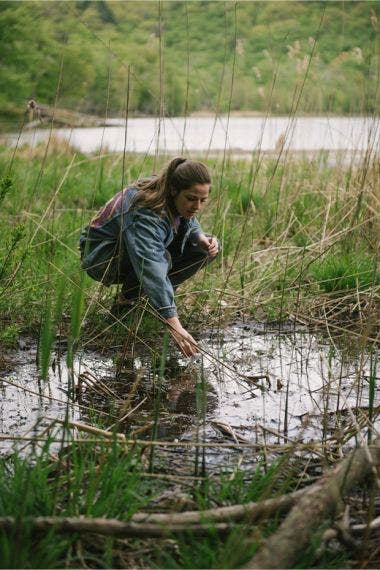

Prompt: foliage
[
  {"left": 0, "top": 0, "right": 379, "bottom": 123},
  {"left": 1, "top": 439, "right": 348, "bottom": 570},
  {"left": 0, "top": 177, "right": 12, "bottom": 204},
  {"left": 0, "top": 322, "right": 21, "bottom": 348},
  {"left": 0, "top": 440, "right": 149, "bottom": 568},
  {"left": 0, "top": 141, "right": 377, "bottom": 567}
]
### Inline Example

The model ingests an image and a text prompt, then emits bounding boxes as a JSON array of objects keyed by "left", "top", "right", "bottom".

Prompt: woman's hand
[
  {"left": 165, "top": 316, "right": 199, "bottom": 357},
  {"left": 197, "top": 234, "right": 219, "bottom": 257}
]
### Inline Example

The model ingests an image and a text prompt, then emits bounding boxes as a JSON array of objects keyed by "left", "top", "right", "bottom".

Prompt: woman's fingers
[
  {"left": 177, "top": 335, "right": 199, "bottom": 357},
  {"left": 198, "top": 235, "right": 218, "bottom": 257},
  {"left": 171, "top": 329, "right": 199, "bottom": 357},
  {"left": 207, "top": 236, "right": 219, "bottom": 257},
  {"left": 179, "top": 340, "right": 198, "bottom": 357},
  {"left": 165, "top": 317, "right": 199, "bottom": 357},
  {"left": 182, "top": 334, "right": 199, "bottom": 356},
  {"left": 208, "top": 238, "right": 219, "bottom": 256},
  {"left": 198, "top": 235, "right": 219, "bottom": 256}
]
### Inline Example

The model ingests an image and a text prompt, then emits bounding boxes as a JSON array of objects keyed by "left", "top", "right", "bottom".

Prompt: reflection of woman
[{"left": 80, "top": 157, "right": 219, "bottom": 357}]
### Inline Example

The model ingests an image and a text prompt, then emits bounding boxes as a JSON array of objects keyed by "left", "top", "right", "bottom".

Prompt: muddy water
[{"left": 1, "top": 324, "right": 379, "bottom": 461}]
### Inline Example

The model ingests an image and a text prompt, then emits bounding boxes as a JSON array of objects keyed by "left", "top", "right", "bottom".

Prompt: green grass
[
  {"left": 309, "top": 250, "right": 380, "bottom": 293},
  {"left": 0, "top": 439, "right": 306, "bottom": 569},
  {"left": 0, "top": 439, "right": 148, "bottom": 568},
  {"left": 1, "top": 145, "right": 379, "bottom": 341},
  {"left": 0, "top": 438, "right": 350, "bottom": 570}
]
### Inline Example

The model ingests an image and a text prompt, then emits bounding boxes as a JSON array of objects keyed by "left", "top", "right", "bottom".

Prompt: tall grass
[
  {"left": 0, "top": 440, "right": 148, "bottom": 568},
  {"left": 149, "top": 332, "right": 169, "bottom": 472},
  {"left": 0, "top": 145, "right": 379, "bottom": 342},
  {"left": 2, "top": 437, "right": 341, "bottom": 570},
  {"left": 0, "top": 1, "right": 379, "bottom": 565},
  {"left": 367, "top": 350, "right": 378, "bottom": 444}
]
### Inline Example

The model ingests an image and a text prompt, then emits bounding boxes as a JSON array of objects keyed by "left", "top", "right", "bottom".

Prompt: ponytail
[{"left": 166, "top": 157, "right": 188, "bottom": 182}]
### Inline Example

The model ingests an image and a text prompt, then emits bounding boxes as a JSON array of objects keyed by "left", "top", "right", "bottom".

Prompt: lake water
[{"left": 4, "top": 116, "right": 380, "bottom": 157}]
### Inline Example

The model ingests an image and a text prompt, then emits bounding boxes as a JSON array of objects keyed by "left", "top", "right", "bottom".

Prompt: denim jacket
[{"left": 80, "top": 187, "right": 202, "bottom": 318}]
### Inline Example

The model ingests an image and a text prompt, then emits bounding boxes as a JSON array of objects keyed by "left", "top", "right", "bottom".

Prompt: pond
[
  {"left": 1, "top": 322, "right": 378, "bottom": 470},
  {"left": 3, "top": 116, "right": 380, "bottom": 158}
]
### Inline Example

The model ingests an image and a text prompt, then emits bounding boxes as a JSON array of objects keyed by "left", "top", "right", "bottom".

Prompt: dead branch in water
[{"left": 26, "top": 99, "right": 108, "bottom": 128}]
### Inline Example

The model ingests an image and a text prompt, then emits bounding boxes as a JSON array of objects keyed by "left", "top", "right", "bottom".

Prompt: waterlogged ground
[{"left": 1, "top": 323, "right": 379, "bottom": 466}]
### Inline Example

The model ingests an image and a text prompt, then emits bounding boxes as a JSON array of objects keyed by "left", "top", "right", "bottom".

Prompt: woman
[{"left": 80, "top": 157, "right": 219, "bottom": 357}]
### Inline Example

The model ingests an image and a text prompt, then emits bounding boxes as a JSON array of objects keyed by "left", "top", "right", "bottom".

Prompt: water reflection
[
  {"left": 201, "top": 324, "right": 379, "bottom": 446},
  {"left": 0, "top": 324, "right": 378, "bottom": 459}
]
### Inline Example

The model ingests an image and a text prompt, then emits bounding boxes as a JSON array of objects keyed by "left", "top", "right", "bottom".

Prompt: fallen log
[
  {"left": 0, "top": 517, "right": 229, "bottom": 538},
  {"left": 0, "top": 487, "right": 305, "bottom": 539},
  {"left": 131, "top": 487, "right": 306, "bottom": 525},
  {"left": 242, "top": 440, "right": 380, "bottom": 569}
]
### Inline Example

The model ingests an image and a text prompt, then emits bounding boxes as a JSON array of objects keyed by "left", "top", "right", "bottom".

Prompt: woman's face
[{"left": 174, "top": 183, "right": 210, "bottom": 219}]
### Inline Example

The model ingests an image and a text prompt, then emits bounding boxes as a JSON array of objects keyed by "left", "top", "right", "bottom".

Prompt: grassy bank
[
  {"left": 0, "top": 436, "right": 354, "bottom": 569},
  {"left": 0, "top": 143, "right": 379, "bottom": 349}
]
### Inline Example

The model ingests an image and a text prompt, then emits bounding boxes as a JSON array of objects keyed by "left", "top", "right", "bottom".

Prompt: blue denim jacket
[{"left": 80, "top": 187, "right": 202, "bottom": 318}]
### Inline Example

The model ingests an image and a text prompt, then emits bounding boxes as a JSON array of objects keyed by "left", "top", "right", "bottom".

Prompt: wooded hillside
[{"left": 0, "top": 0, "right": 378, "bottom": 124}]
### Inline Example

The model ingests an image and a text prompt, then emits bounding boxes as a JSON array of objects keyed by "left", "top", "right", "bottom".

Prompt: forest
[{"left": 0, "top": 0, "right": 379, "bottom": 125}]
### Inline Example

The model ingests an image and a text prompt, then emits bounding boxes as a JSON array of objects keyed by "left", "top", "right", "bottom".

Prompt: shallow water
[
  {"left": 201, "top": 324, "right": 378, "bottom": 444},
  {"left": 1, "top": 324, "right": 379, "bottom": 462}
]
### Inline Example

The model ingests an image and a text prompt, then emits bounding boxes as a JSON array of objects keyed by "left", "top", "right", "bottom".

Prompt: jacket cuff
[{"left": 157, "top": 306, "right": 178, "bottom": 318}]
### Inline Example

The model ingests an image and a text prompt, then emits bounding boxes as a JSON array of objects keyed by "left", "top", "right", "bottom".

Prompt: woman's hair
[{"left": 131, "top": 157, "right": 211, "bottom": 225}]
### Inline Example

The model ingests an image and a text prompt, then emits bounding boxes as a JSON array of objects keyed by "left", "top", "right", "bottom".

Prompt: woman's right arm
[
  {"left": 124, "top": 211, "right": 199, "bottom": 357},
  {"left": 123, "top": 210, "right": 177, "bottom": 316}
]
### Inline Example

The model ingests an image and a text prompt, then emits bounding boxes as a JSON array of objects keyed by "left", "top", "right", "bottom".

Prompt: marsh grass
[
  {"left": 1, "top": 57, "right": 379, "bottom": 570},
  {"left": 154, "top": 521, "right": 348, "bottom": 570},
  {"left": 0, "top": 439, "right": 149, "bottom": 568},
  {"left": 367, "top": 350, "right": 378, "bottom": 444},
  {"left": 310, "top": 250, "right": 380, "bottom": 294},
  {"left": 0, "top": 146, "right": 379, "bottom": 338},
  {"left": 37, "top": 276, "right": 66, "bottom": 380},
  {"left": 0, "top": 436, "right": 317, "bottom": 570},
  {"left": 149, "top": 333, "right": 169, "bottom": 472}
]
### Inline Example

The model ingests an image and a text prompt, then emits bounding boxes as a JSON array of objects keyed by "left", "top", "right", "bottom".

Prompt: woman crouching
[{"left": 80, "top": 157, "right": 219, "bottom": 357}]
